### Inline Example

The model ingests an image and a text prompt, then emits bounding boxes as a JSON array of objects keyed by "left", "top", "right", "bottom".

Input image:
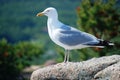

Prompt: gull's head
[{"left": 37, "top": 7, "right": 58, "bottom": 18}]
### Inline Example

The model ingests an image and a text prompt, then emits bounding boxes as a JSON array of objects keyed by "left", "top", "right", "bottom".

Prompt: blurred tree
[
  {"left": 77, "top": 0, "right": 120, "bottom": 58},
  {"left": 0, "top": 0, "right": 79, "bottom": 43},
  {"left": 0, "top": 39, "right": 43, "bottom": 80}
]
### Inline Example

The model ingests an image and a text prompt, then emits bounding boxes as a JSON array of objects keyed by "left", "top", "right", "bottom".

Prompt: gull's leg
[
  {"left": 64, "top": 49, "right": 67, "bottom": 62},
  {"left": 66, "top": 50, "right": 70, "bottom": 62}
]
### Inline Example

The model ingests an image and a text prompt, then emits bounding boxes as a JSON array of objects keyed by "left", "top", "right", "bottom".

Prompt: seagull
[{"left": 36, "top": 7, "right": 114, "bottom": 62}]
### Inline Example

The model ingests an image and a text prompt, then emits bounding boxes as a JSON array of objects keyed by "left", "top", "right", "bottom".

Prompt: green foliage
[
  {"left": 0, "top": 0, "right": 79, "bottom": 43},
  {"left": 0, "top": 39, "right": 43, "bottom": 80},
  {"left": 77, "top": 0, "right": 120, "bottom": 58}
]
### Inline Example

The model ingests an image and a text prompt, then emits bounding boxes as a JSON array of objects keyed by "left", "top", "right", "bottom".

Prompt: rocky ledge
[{"left": 31, "top": 55, "right": 120, "bottom": 80}]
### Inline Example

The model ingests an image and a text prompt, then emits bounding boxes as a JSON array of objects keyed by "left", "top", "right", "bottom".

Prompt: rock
[
  {"left": 30, "top": 55, "right": 120, "bottom": 80},
  {"left": 44, "top": 60, "right": 57, "bottom": 66},
  {"left": 22, "top": 65, "right": 41, "bottom": 79},
  {"left": 94, "top": 62, "right": 120, "bottom": 80},
  {"left": 23, "top": 65, "right": 40, "bottom": 72}
]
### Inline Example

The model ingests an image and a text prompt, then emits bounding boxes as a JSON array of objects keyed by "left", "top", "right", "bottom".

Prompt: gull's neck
[
  {"left": 47, "top": 16, "right": 62, "bottom": 30},
  {"left": 47, "top": 16, "right": 58, "bottom": 25},
  {"left": 47, "top": 15, "right": 63, "bottom": 40}
]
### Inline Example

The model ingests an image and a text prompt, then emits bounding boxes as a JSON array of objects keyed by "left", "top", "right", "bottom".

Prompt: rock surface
[{"left": 30, "top": 55, "right": 120, "bottom": 80}]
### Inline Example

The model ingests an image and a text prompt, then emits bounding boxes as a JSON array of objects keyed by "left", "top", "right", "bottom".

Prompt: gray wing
[{"left": 57, "top": 28, "right": 99, "bottom": 46}]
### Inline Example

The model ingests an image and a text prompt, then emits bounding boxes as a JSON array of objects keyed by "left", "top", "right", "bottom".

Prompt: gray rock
[
  {"left": 30, "top": 55, "right": 120, "bottom": 80},
  {"left": 94, "top": 62, "right": 120, "bottom": 80}
]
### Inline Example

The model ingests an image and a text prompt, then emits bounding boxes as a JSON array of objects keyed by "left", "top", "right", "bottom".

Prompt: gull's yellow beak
[{"left": 36, "top": 12, "right": 44, "bottom": 16}]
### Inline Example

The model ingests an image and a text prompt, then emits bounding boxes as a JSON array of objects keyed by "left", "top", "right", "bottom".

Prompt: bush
[
  {"left": 76, "top": 0, "right": 120, "bottom": 59},
  {"left": 0, "top": 39, "right": 43, "bottom": 80}
]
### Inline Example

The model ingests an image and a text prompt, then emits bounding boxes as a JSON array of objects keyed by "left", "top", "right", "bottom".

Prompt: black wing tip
[
  {"left": 86, "top": 40, "right": 114, "bottom": 47},
  {"left": 98, "top": 40, "right": 114, "bottom": 47}
]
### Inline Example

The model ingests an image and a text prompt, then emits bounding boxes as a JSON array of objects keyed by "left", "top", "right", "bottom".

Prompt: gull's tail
[
  {"left": 94, "top": 39, "right": 114, "bottom": 48},
  {"left": 86, "top": 39, "right": 114, "bottom": 48},
  {"left": 98, "top": 40, "right": 114, "bottom": 46}
]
